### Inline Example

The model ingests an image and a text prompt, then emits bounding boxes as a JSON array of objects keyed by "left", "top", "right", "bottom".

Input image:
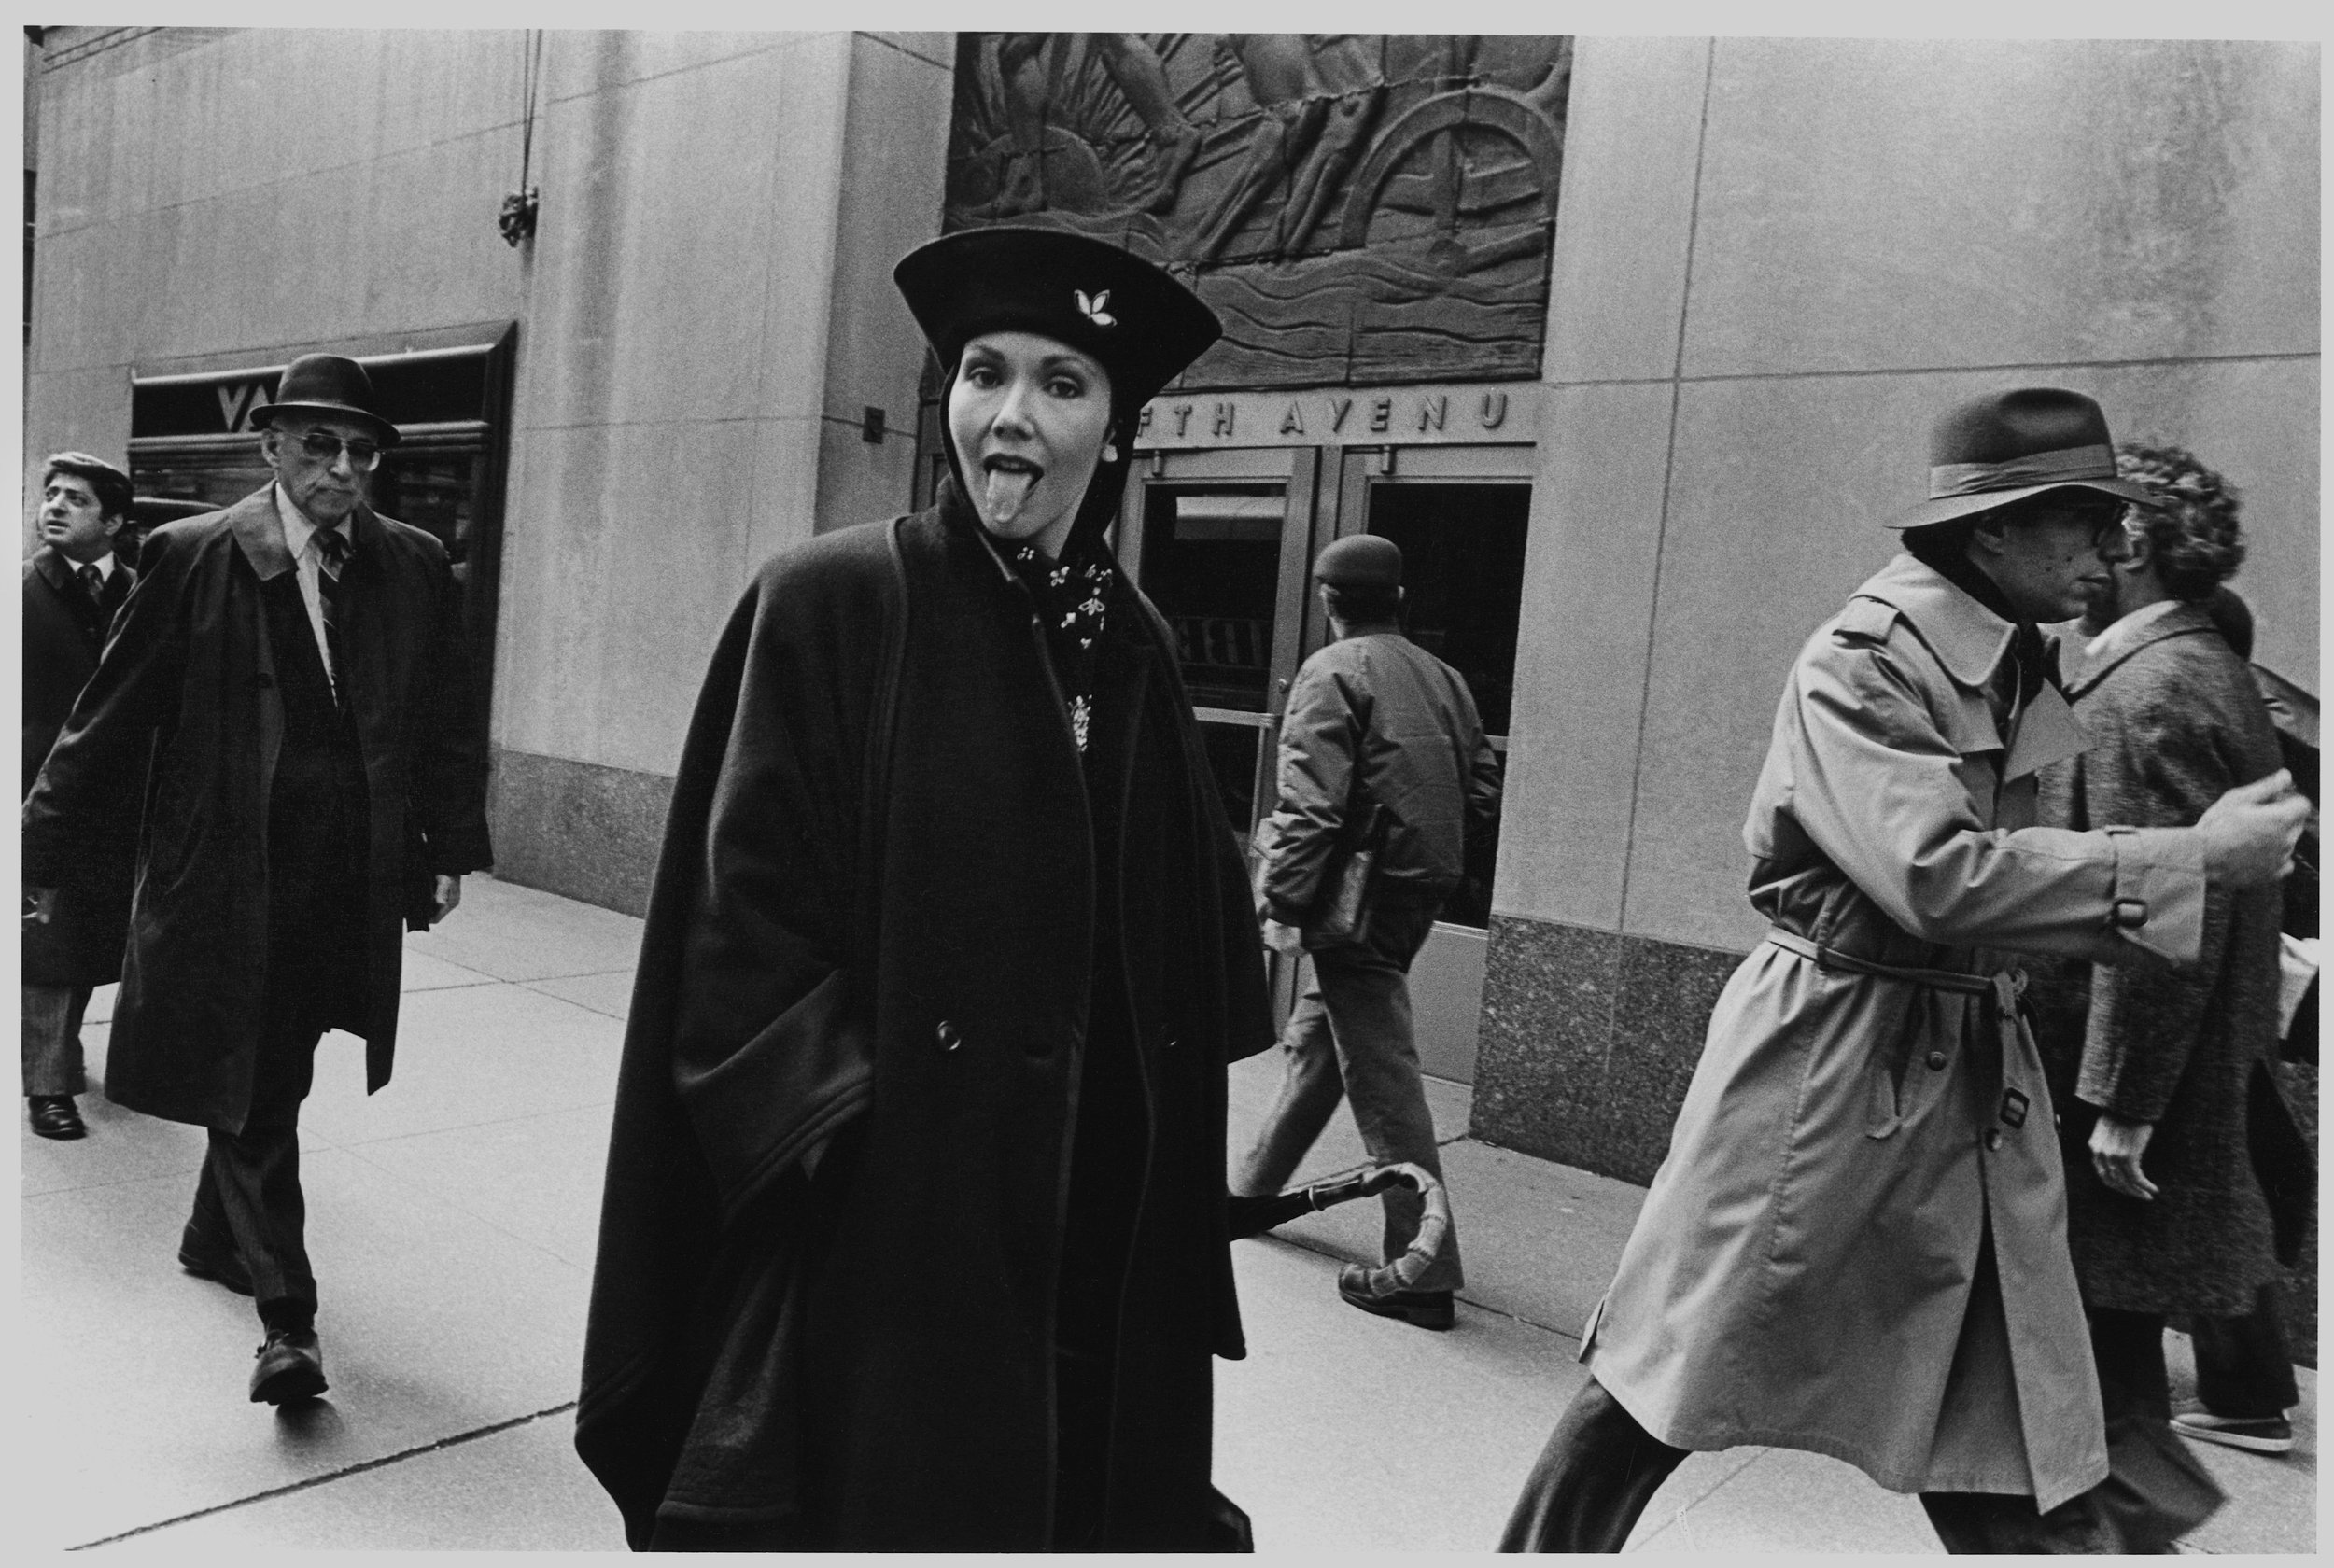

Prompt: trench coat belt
[{"left": 1765, "top": 928, "right": 2026, "bottom": 1022}]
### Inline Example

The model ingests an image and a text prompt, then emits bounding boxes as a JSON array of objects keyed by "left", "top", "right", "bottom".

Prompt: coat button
[
  {"left": 936, "top": 1020, "right": 962, "bottom": 1053},
  {"left": 1926, "top": 1051, "right": 1948, "bottom": 1071},
  {"left": 1983, "top": 1128, "right": 2003, "bottom": 1152}
]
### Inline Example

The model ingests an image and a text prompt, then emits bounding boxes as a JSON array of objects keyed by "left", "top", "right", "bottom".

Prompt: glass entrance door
[
  {"left": 1324, "top": 445, "right": 1532, "bottom": 1082},
  {"left": 1121, "top": 448, "right": 1317, "bottom": 847}
]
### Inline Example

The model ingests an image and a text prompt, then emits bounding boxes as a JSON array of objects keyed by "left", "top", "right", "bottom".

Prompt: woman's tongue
[{"left": 984, "top": 461, "right": 1038, "bottom": 524}]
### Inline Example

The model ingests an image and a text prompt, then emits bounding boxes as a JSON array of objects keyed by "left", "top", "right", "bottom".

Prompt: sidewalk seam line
[
  {"left": 1252, "top": 1235, "right": 1585, "bottom": 1346},
  {"left": 326, "top": 1099, "right": 615, "bottom": 1146},
  {"left": 67, "top": 1400, "right": 580, "bottom": 1550}
]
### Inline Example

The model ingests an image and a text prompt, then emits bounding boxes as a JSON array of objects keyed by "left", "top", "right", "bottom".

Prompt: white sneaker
[{"left": 2171, "top": 1410, "right": 2294, "bottom": 1454}]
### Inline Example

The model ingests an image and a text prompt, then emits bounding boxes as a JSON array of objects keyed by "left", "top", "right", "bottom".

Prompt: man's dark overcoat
[
  {"left": 2032, "top": 602, "right": 2289, "bottom": 1316},
  {"left": 20, "top": 488, "right": 492, "bottom": 1130},
  {"left": 23, "top": 545, "right": 135, "bottom": 987},
  {"left": 574, "top": 505, "right": 1274, "bottom": 1550}
]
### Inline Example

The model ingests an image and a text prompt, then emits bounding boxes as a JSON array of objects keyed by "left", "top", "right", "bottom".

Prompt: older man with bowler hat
[
  {"left": 23, "top": 354, "right": 492, "bottom": 1406},
  {"left": 23, "top": 452, "right": 138, "bottom": 1141},
  {"left": 1233, "top": 532, "right": 1500, "bottom": 1331},
  {"left": 1497, "top": 388, "right": 2308, "bottom": 1553}
]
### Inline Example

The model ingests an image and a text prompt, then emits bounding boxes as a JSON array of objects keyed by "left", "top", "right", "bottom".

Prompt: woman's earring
[{"left": 1103, "top": 442, "right": 1120, "bottom": 463}]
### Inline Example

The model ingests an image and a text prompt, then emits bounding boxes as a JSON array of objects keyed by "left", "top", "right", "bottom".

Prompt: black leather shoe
[
  {"left": 27, "top": 1096, "right": 86, "bottom": 1140},
  {"left": 249, "top": 1328, "right": 328, "bottom": 1405},
  {"left": 1337, "top": 1266, "right": 1455, "bottom": 1330},
  {"left": 179, "top": 1239, "right": 255, "bottom": 1296}
]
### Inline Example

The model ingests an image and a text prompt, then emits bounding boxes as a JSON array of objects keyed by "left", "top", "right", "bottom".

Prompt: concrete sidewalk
[{"left": 20, "top": 875, "right": 2316, "bottom": 1552}]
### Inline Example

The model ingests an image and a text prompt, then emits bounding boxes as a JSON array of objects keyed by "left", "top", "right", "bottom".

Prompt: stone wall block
[{"left": 1474, "top": 915, "right": 1625, "bottom": 1171}]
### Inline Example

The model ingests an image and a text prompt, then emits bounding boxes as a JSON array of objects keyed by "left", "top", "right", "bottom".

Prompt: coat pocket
[{"left": 1863, "top": 985, "right": 1955, "bottom": 1140}]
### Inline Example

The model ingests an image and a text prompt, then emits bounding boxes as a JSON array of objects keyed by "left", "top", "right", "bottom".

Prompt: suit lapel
[
  {"left": 224, "top": 487, "right": 296, "bottom": 581},
  {"left": 2003, "top": 679, "right": 2088, "bottom": 785}
]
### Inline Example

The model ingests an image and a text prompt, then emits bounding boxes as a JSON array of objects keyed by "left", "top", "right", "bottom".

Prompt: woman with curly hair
[{"left": 2025, "top": 437, "right": 2306, "bottom": 1529}]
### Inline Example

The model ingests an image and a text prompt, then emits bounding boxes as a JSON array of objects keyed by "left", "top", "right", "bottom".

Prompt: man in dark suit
[
  {"left": 23, "top": 356, "right": 493, "bottom": 1406},
  {"left": 2031, "top": 441, "right": 2297, "bottom": 1496},
  {"left": 22, "top": 452, "right": 137, "bottom": 1140}
]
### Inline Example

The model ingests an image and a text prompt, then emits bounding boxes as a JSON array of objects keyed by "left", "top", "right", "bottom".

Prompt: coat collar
[
  {"left": 225, "top": 484, "right": 381, "bottom": 581},
  {"left": 31, "top": 543, "right": 80, "bottom": 598},
  {"left": 1850, "top": 553, "right": 2087, "bottom": 782},
  {"left": 1850, "top": 552, "right": 2016, "bottom": 692},
  {"left": 2064, "top": 600, "right": 2221, "bottom": 698}
]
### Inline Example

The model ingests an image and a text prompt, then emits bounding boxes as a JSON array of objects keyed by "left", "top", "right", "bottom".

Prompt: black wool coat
[
  {"left": 20, "top": 489, "right": 493, "bottom": 1130},
  {"left": 23, "top": 546, "right": 136, "bottom": 987},
  {"left": 2032, "top": 603, "right": 2290, "bottom": 1315},
  {"left": 574, "top": 505, "right": 1274, "bottom": 1550}
]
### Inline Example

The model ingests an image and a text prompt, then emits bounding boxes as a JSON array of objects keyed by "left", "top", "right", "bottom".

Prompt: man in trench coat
[
  {"left": 2032, "top": 442, "right": 2304, "bottom": 1457},
  {"left": 22, "top": 452, "right": 137, "bottom": 1141},
  {"left": 21, "top": 355, "right": 491, "bottom": 1406},
  {"left": 1497, "top": 388, "right": 2309, "bottom": 1554}
]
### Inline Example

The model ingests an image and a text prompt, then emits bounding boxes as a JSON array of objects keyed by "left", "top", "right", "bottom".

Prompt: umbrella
[{"left": 1226, "top": 1161, "right": 1451, "bottom": 1297}]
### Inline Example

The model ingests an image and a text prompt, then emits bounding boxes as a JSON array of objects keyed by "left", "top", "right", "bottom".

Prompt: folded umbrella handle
[{"left": 1223, "top": 1161, "right": 1450, "bottom": 1297}]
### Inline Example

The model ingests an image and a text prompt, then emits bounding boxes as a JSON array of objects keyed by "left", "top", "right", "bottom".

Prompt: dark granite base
[
  {"left": 485, "top": 747, "right": 673, "bottom": 918},
  {"left": 1473, "top": 915, "right": 1738, "bottom": 1186},
  {"left": 1475, "top": 912, "right": 2319, "bottom": 1365}
]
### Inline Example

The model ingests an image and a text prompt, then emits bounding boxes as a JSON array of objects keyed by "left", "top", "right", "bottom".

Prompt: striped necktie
[{"left": 316, "top": 526, "right": 349, "bottom": 703}]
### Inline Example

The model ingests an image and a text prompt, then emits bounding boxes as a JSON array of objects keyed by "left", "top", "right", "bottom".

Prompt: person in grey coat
[
  {"left": 2032, "top": 442, "right": 2305, "bottom": 1458},
  {"left": 1234, "top": 533, "right": 1501, "bottom": 1330}
]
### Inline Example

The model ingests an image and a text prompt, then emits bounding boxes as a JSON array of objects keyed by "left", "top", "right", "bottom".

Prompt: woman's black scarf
[{"left": 997, "top": 527, "right": 1114, "bottom": 753}]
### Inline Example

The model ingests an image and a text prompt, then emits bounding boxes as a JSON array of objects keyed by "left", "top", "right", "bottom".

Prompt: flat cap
[{"left": 1314, "top": 534, "right": 1402, "bottom": 589}]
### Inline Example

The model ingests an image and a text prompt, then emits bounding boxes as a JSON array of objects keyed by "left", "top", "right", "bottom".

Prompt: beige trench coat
[{"left": 1583, "top": 553, "right": 2208, "bottom": 1510}]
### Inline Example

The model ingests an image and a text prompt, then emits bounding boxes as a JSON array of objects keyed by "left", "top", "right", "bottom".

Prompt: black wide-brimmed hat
[
  {"left": 893, "top": 227, "right": 1221, "bottom": 415},
  {"left": 1891, "top": 386, "right": 2155, "bottom": 528},
  {"left": 252, "top": 354, "right": 401, "bottom": 447}
]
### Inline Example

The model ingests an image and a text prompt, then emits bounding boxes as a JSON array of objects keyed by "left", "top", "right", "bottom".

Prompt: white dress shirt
[{"left": 273, "top": 483, "right": 347, "bottom": 696}]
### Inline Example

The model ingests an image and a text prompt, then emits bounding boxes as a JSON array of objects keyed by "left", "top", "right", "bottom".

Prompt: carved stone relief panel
[{"left": 943, "top": 34, "right": 1573, "bottom": 391}]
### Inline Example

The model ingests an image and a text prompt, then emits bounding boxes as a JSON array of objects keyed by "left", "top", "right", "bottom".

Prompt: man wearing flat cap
[
  {"left": 1235, "top": 533, "right": 1499, "bottom": 1331},
  {"left": 1498, "top": 387, "right": 2307, "bottom": 1552},
  {"left": 23, "top": 353, "right": 492, "bottom": 1407}
]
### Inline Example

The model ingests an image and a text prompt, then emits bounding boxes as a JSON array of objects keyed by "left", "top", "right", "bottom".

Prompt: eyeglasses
[{"left": 288, "top": 430, "right": 383, "bottom": 472}]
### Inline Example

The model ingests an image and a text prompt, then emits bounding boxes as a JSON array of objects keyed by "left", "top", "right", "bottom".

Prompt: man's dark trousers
[
  {"left": 180, "top": 574, "right": 369, "bottom": 1333},
  {"left": 1232, "top": 894, "right": 1461, "bottom": 1291},
  {"left": 185, "top": 998, "right": 329, "bottom": 1328},
  {"left": 2190, "top": 1281, "right": 2299, "bottom": 1418},
  {"left": 1500, "top": 1247, "right": 2214, "bottom": 1552}
]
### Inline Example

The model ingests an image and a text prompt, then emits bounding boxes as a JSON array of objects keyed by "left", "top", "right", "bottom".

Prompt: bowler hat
[
  {"left": 893, "top": 227, "right": 1221, "bottom": 417},
  {"left": 1890, "top": 387, "right": 2154, "bottom": 528},
  {"left": 1314, "top": 534, "right": 1402, "bottom": 589},
  {"left": 252, "top": 354, "right": 401, "bottom": 447}
]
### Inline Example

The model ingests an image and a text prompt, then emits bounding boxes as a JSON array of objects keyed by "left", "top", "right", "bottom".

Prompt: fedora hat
[
  {"left": 252, "top": 354, "right": 401, "bottom": 447},
  {"left": 893, "top": 227, "right": 1221, "bottom": 417},
  {"left": 1891, "top": 387, "right": 2154, "bottom": 528}
]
